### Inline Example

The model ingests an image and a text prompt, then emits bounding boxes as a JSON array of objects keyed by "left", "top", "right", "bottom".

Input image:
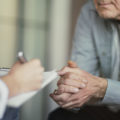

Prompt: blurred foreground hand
[{"left": 1, "top": 59, "right": 44, "bottom": 98}]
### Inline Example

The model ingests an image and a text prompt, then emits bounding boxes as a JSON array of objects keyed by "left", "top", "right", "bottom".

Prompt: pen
[{"left": 17, "top": 51, "right": 27, "bottom": 63}]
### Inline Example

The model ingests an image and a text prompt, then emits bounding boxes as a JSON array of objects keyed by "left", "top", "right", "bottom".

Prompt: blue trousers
[{"left": 0, "top": 107, "right": 19, "bottom": 120}]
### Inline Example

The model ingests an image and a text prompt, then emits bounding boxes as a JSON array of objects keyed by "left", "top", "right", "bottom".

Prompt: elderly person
[
  {"left": 0, "top": 59, "right": 44, "bottom": 120},
  {"left": 49, "top": 0, "right": 120, "bottom": 120}
]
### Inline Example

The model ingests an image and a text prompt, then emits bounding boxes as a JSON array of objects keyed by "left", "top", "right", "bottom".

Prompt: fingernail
[
  {"left": 82, "top": 79, "right": 88, "bottom": 83},
  {"left": 80, "top": 83, "right": 86, "bottom": 88},
  {"left": 73, "top": 88, "right": 79, "bottom": 92}
]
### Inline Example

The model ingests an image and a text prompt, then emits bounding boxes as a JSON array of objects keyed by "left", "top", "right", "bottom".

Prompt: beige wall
[
  {"left": 71, "top": 0, "right": 87, "bottom": 36},
  {"left": 0, "top": 0, "right": 18, "bottom": 67},
  {"left": 69, "top": 0, "right": 87, "bottom": 50}
]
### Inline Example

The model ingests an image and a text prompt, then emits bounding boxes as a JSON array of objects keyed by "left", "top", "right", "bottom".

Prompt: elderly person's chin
[{"left": 98, "top": 10, "right": 120, "bottom": 20}]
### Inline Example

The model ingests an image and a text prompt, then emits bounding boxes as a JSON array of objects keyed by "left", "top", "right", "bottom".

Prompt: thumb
[
  {"left": 58, "top": 61, "right": 78, "bottom": 76},
  {"left": 68, "top": 61, "right": 78, "bottom": 68}
]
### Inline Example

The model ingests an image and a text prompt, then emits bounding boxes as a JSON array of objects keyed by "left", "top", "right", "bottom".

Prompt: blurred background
[{"left": 0, "top": 0, "right": 86, "bottom": 120}]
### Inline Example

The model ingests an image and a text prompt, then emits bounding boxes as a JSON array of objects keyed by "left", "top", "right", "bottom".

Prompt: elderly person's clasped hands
[{"left": 50, "top": 61, "right": 108, "bottom": 109}]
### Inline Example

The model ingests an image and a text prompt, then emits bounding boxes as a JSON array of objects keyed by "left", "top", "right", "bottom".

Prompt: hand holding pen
[{"left": 1, "top": 52, "right": 44, "bottom": 98}]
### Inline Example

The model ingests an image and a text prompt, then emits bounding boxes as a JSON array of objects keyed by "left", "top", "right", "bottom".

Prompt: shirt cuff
[
  {"left": 0, "top": 79, "right": 9, "bottom": 119},
  {"left": 102, "top": 79, "right": 120, "bottom": 105}
]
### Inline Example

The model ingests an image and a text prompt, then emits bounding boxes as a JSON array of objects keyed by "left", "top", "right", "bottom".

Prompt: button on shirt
[{"left": 0, "top": 80, "right": 9, "bottom": 119}]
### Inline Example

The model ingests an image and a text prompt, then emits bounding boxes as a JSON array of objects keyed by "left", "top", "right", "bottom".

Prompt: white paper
[
  {"left": 7, "top": 71, "right": 58, "bottom": 107},
  {"left": 0, "top": 69, "right": 58, "bottom": 108}
]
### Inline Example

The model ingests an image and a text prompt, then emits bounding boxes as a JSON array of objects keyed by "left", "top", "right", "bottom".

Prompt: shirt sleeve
[
  {"left": 0, "top": 79, "right": 9, "bottom": 119},
  {"left": 102, "top": 79, "right": 120, "bottom": 105},
  {"left": 71, "top": 3, "right": 120, "bottom": 106}
]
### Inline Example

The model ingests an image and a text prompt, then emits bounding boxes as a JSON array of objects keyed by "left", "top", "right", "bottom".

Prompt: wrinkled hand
[
  {"left": 57, "top": 64, "right": 88, "bottom": 94},
  {"left": 50, "top": 61, "right": 88, "bottom": 107},
  {"left": 2, "top": 59, "right": 44, "bottom": 98},
  {"left": 60, "top": 72, "right": 108, "bottom": 109},
  {"left": 50, "top": 61, "right": 108, "bottom": 109}
]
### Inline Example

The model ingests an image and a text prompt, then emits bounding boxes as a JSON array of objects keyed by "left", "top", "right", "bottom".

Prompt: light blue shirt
[{"left": 71, "top": 0, "right": 120, "bottom": 107}]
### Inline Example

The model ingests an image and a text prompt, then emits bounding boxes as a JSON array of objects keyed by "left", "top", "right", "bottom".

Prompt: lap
[{"left": 48, "top": 106, "right": 120, "bottom": 120}]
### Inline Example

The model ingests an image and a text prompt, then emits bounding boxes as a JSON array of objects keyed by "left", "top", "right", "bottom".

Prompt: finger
[
  {"left": 50, "top": 94, "right": 64, "bottom": 106},
  {"left": 58, "top": 66, "right": 80, "bottom": 76},
  {"left": 68, "top": 61, "right": 78, "bottom": 68},
  {"left": 67, "top": 91, "right": 89, "bottom": 104},
  {"left": 60, "top": 72, "right": 88, "bottom": 84},
  {"left": 50, "top": 93, "right": 61, "bottom": 104},
  {"left": 66, "top": 93, "right": 80, "bottom": 102},
  {"left": 58, "top": 78, "right": 86, "bottom": 89},
  {"left": 67, "top": 104, "right": 81, "bottom": 110},
  {"left": 62, "top": 100, "right": 81, "bottom": 109},
  {"left": 57, "top": 74, "right": 87, "bottom": 88},
  {"left": 57, "top": 84, "right": 79, "bottom": 94},
  {"left": 50, "top": 93, "right": 71, "bottom": 103},
  {"left": 67, "top": 99, "right": 86, "bottom": 109},
  {"left": 58, "top": 101, "right": 64, "bottom": 106},
  {"left": 62, "top": 99, "right": 83, "bottom": 109},
  {"left": 58, "top": 67, "right": 72, "bottom": 76},
  {"left": 62, "top": 101, "right": 74, "bottom": 108},
  {"left": 58, "top": 67, "right": 83, "bottom": 76}
]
